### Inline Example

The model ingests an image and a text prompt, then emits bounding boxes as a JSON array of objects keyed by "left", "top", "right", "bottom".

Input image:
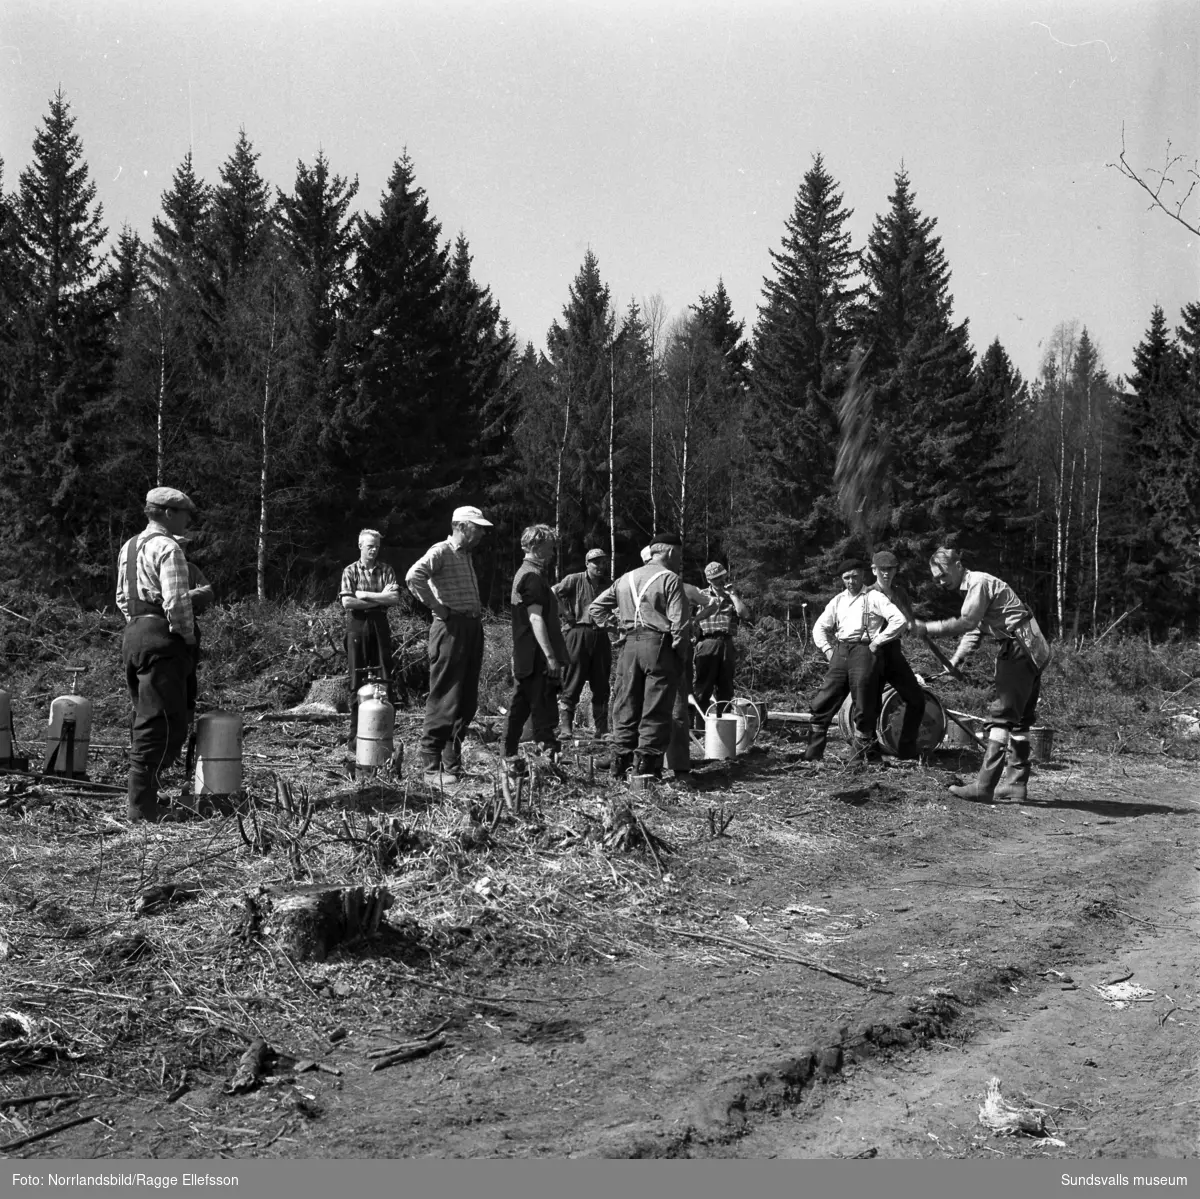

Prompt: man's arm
[
  {"left": 587, "top": 583, "right": 620, "bottom": 630},
  {"left": 665, "top": 574, "right": 687, "bottom": 648},
  {"left": 917, "top": 577, "right": 989, "bottom": 665},
  {"left": 188, "top": 565, "right": 216, "bottom": 616},
  {"left": 812, "top": 596, "right": 839, "bottom": 660},
  {"left": 868, "top": 592, "right": 907, "bottom": 650},
  {"left": 155, "top": 539, "right": 195, "bottom": 645},
  {"left": 356, "top": 565, "right": 401, "bottom": 607},
  {"left": 405, "top": 545, "right": 450, "bottom": 619},
  {"left": 526, "top": 604, "right": 562, "bottom": 676},
  {"left": 728, "top": 589, "right": 752, "bottom": 623}
]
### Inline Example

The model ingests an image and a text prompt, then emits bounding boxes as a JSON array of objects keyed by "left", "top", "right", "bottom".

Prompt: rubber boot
[
  {"left": 803, "top": 726, "right": 828, "bottom": 762},
  {"left": 995, "top": 736, "right": 1032, "bottom": 801},
  {"left": 592, "top": 702, "right": 609, "bottom": 738},
  {"left": 610, "top": 750, "right": 633, "bottom": 781},
  {"left": 949, "top": 731, "right": 1008, "bottom": 800},
  {"left": 557, "top": 702, "right": 575, "bottom": 743}
]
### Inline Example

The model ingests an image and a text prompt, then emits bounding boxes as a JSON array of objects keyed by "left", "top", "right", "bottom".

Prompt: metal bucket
[
  {"left": 703, "top": 713, "right": 738, "bottom": 760},
  {"left": 1028, "top": 726, "right": 1055, "bottom": 763}
]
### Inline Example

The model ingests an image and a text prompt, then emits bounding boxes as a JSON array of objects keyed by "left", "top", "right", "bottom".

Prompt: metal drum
[
  {"left": 194, "top": 711, "right": 243, "bottom": 795},
  {"left": 837, "top": 686, "right": 946, "bottom": 755},
  {"left": 47, "top": 692, "right": 92, "bottom": 776}
]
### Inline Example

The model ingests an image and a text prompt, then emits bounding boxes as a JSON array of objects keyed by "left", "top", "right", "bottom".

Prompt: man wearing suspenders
[
  {"left": 115, "top": 487, "right": 198, "bottom": 823},
  {"left": 588, "top": 535, "right": 687, "bottom": 782}
]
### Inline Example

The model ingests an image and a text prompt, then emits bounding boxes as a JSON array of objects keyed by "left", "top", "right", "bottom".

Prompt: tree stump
[
  {"left": 265, "top": 884, "right": 393, "bottom": 962},
  {"left": 277, "top": 676, "right": 350, "bottom": 716}
]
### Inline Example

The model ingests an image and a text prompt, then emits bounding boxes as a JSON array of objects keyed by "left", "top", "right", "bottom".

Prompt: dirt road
[{"left": 13, "top": 734, "right": 1193, "bottom": 1162}]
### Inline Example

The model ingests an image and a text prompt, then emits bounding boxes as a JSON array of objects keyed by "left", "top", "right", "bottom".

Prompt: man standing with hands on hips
[
  {"left": 339, "top": 528, "right": 400, "bottom": 751},
  {"left": 406, "top": 506, "right": 492, "bottom": 789},
  {"left": 552, "top": 547, "right": 613, "bottom": 740},
  {"left": 913, "top": 547, "right": 1050, "bottom": 802}
]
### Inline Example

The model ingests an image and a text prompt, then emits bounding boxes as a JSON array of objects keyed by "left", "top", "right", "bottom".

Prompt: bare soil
[{"left": 1, "top": 717, "right": 1196, "bottom": 1160}]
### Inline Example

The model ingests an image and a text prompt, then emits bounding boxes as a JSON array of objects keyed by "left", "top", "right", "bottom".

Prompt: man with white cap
[
  {"left": 552, "top": 547, "right": 613, "bottom": 739},
  {"left": 406, "top": 505, "right": 493, "bottom": 788},
  {"left": 693, "top": 561, "right": 752, "bottom": 718},
  {"left": 116, "top": 486, "right": 198, "bottom": 822}
]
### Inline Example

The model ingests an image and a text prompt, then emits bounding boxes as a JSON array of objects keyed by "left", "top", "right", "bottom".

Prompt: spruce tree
[{"left": 741, "top": 154, "right": 861, "bottom": 596}]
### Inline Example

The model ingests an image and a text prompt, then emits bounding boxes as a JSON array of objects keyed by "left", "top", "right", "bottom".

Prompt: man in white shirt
[{"left": 805, "top": 559, "right": 907, "bottom": 763}]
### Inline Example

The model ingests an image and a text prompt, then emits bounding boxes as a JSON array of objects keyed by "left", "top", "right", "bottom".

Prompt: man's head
[
  {"left": 520, "top": 523, "right": 558, "bottom": 566},
  {"left": 639, "top": 545, "right": 652, "bottom": 564},
  {"left": 358, "top": 528, "right": 382, "bottom": 565},
  {"left": 585, "top": 548, "right": 610, "bottom": 580},
  {"left": 872, "top": 549, "right": 899, "bottom": 590},
  {"left": 649, "top": 533, "right": 683, "bottom": 573},
  {"left": 838, "top": 558, "right": 867, "bottom": 595},
  {"left": 145, "top": 486, "right": 196, "bottom": 538},
  {"left": 451, "top": 505, "right": 493, "bottom": 550},
  {"left": 704, "top": 561, "right": 729, "bottom": 591},
  {"left": 929, "top": 546, "right": 966, "bottom": 591}
]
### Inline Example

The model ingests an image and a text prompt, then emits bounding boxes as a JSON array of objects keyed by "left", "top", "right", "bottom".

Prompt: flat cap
[
  {"left": 650, "top": 531, "right": 682, "bottom": 547},
  {"left": 452, "top": 504, "right": 493, "bottom": 527},
  {"left": 837, "top": 558, "right": 867, "bottom": 575},
  {"left": 146, "top": 486, "right": 197, "bottom": 512},
  {"left": 585, "top": 548, "right": 609, "bottom": 562},
  {"left": 704, "top": 561, "right": 729, "bottom": 581},
  {"left": 872, "top": 550, "right": 899, "bottom": 569}
]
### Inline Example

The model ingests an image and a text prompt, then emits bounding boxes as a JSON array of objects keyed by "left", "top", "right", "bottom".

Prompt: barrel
[
  {"left": 837, "top": 686, "right": 946, "bottom": 755},
  {"left": 0, "top": 688, "right": 12, "bottom": 763},
  {"left": 194, "top": 711, "right": 243, "bottom": 795},
  {"left": 356, "top": 695, "right": 396, "bottom": 769},
  {"left": 46, "top": 693, "right": 92, "bottom": 776},
  {"left": 703, "top": 713, "right": 738, "bottom": 760}
]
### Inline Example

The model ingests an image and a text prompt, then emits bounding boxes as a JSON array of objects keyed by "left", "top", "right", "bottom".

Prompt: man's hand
[
  {"left": 546, "top": 657, "right": 562, "bottom": 681},
  {"left": 912, "top": 620, "right": 930, "bottom": 640}
]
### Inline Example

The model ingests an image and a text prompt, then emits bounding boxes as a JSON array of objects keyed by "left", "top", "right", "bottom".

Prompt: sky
[{"left": 1, "top": 0, "right": 1196, "bottom": 383}]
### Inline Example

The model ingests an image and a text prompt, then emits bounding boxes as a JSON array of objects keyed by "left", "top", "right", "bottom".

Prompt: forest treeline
[{"left": 1, "top": 92, "right": 1197, "bottom": 635}]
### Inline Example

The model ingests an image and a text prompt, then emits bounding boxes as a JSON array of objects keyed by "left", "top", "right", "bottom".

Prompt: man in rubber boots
[
  {"left": 807, "top": 559, "right": 907, "bottom": 763},
  {"left": 406, "top": 505, "right": 492, "bottom": 790},
  {"left": 552, "top": 547, "right": 612, "bottom": 741},
  {"left": 340, "top": 528, "right": 401, "bottom": 752},
  {"left": 868, "top": 549, "right": 927, "bottom": 759},
  {"left": 503, "top": 524, "right": 569, "bottom": 781},
  {"left": 116, "top": 487, "right": 198, "bottom": 822},
  {"left": 914, "top": 547, "right": 1051, "bottom": 801},
  {"left": 588, "top": 534, "right": 687, "bottom": 782},
  {"left": 692, "top": 561, "right": 752, "bottom": 719}
]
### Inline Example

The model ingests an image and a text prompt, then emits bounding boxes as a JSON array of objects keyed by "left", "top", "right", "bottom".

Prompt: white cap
[
  {"left": 639, "top": 545, "right": 652, "bottom": 563},
  {"left": 452, "top": 505, "right": 493, "bottom": 527}
]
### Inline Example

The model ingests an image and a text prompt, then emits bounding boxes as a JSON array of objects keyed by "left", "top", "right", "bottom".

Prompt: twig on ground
[{"left": 0, "top": 1112, "right": 100, "bottom": 1153}]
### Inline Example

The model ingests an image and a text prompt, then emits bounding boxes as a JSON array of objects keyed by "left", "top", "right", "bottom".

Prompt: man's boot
[
  {"left": 636, "top": 752, "right": 663, "bottom": 781},
  {"left": 995, "top": 736, "right": 1032, "bottom": 801},
  {"left": 610, "top": 750, "right": 633, "bottom": 781},
  {"left": 949, "top": 731, "right": 1008, "bottom": 800},
  {"left": 804, "top": 725, "right": 828, "bottom": 762},
  {"left": 557, "top": 702, "right": 575, "bottom": 743},
  {"left": 592, "top": 702, "right": 609, "bottom": 738}
]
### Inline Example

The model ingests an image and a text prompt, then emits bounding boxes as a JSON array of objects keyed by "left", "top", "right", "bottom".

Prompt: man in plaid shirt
[
  {"left": 340, "top": 529, "right": 401, "bottom": 749},
  {"left": 692, "top": 561, "right": 752, "bottom": 718},
  {"left": 406, "top": 505, "right": 492, "bottom": 788},
  {"left": 116, "top": 486, "right": 197, "bottom": 823}
]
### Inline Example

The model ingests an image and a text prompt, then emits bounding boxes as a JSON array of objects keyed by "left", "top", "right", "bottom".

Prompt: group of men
[{"left": 116, "top": 484, "right": 1050, "bottom": 821}]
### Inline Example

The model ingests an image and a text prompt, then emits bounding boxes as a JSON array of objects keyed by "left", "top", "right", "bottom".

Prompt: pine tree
[
  {"left": 740, "top": 154, "right": 861, "bottom": 597},
  {"left": 207, "top": 130, "right": 273, "bottom": 287},
  {"left": 854, "top": 168, "right": 978, "bottom": 569}
]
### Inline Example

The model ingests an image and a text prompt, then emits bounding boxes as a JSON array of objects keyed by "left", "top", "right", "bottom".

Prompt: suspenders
[{"left": 628, "top": 569, "right": 670, "bottom": 629}]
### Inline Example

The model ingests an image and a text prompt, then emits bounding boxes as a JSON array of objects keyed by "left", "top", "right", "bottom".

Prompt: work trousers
[
  {"left": 504, "top": 665, "right": 559, "bottom": 758},
  {"left": 346, "top": 610, "right": 394, "bottom": 737},
  {"left": 808, "top": 642, "right": 881, "bottom": 754},
  {"left": 693, "top": 634, "right": 736, "bottom": 716},
  {"left": 123, "top": 616, "right": 191, "bottom": 819},
  {"left": 989, "top": 641, "right": 1042, "bottom": 731},
  {"left": 611, "top": 629, "right": 681, "bottom": 760},
  {"left": 560, "top": 625, "right": 612, "bottom": 709},
  {"left": 876, "top": 641, "right": 924, "bottom": 752},
  {"left": 419, "top": 614, "right": 484, "bottom": 771}
]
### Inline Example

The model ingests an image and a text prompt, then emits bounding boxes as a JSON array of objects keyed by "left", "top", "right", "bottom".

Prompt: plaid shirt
[
  {"left": 340, "top": 560, "right": 399, "bottom": 612},
  {"left": 405, "top": 538, "right": 481, "bottom": 618},
  {"left": 115, "top": 522, "right": 195, "bottom": 641},
  {"left": 698, "top": 588, "right": 740, "bottom": 637}
]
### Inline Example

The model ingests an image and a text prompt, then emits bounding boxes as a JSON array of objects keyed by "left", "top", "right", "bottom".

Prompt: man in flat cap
[
  {"left": 116, "top": 486, "right": 198, "bottom": 822},
  {"left": 868, "top": 549, "right": 927, "bottom": 759},
  {"left": 589, "top": 533, "right": 688, "bottom": 782},
  {"left": 914, "top": 548, "right": 1051, "bottom": 802},
  {"left": 692, "top": 561, "right": 752, "bottom": 720},
  {"left": 340, "top": 528, "right": 401, "bottom": 751},
  {"left": 552, "top": 547, "right": 613, "bottom": 740},
  {"left": 806, "top": 558, "right": 906, "bottom": 763},
  {"left": 406, "top": 505, "right": 492, "bottom": 789}
]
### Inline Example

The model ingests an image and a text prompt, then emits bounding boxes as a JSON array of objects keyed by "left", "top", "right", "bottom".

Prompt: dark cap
[
  {"left": 650, "top": 531, "right": 682, "bottom": 547},
  {"left": 872, "top": 550, "right": 899, "bottom": 569},
  {"left": 837, "top": 558, "right": 867, "bottom": 575}
]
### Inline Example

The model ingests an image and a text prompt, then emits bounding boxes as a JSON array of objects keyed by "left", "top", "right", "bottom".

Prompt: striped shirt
[
  {"left": 340, "top": 560, "right": 399, "bottom": 614},
  {"left": 813, "top": 588, "right": 905, "bottom": 658},
  {"left": 588, "top": 561, "right": 687, "bottom": 637},
  {"left": 552, "top": 571, "right": 607, "bottom": 625},
  {"left": 405, "top": 538, "right": 482, "bottom": 619},
  {"left": 115, "top": 522, "right": 195, "bottom": 641}
]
